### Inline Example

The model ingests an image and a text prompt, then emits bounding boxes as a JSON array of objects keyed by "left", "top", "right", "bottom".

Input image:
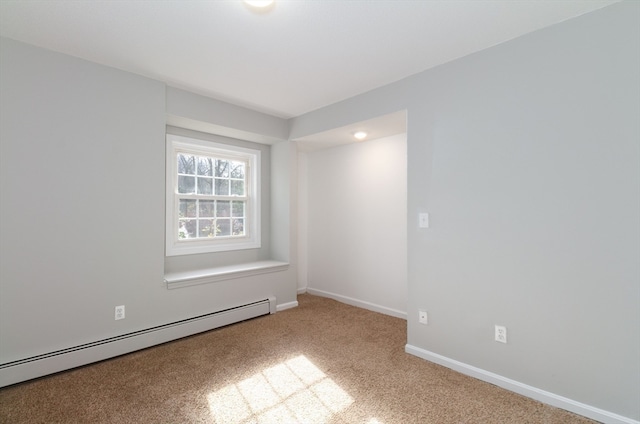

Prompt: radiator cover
[{"left": 0, "top": 297, "right": 276, "bottom": 388}]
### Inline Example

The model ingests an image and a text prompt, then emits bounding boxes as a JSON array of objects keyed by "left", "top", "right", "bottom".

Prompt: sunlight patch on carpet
[{"left": 207, "top": 355, "right": 354, "bottom": 423}]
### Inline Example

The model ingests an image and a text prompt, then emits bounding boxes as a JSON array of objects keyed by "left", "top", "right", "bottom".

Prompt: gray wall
[
  {"left": 290, "top": 2, "right": 639, "bottom": 420},
  {"left": 304, "top": 134, "right": 408, "bottom": 317},
  {"left": 0, "top": 37, "right": 297, "bottom": 366},
  {"left": 1, "top": 1, "right": 638, "bottom": 420}
]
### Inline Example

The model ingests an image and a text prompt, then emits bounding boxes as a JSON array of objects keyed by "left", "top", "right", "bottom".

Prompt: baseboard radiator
[{"left": 0, "top": 297, "right": 276, "bottom": 388}]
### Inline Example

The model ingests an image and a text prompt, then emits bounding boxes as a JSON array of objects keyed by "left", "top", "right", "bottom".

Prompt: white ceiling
[{"left": 0, "top": 0, "right": 619, "bottom": 121}]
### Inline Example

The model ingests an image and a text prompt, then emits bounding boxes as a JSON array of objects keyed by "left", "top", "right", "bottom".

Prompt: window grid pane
[
  {"left": 197, "top": 157, "right": 213, "bottom": 176},
  {"left": 199, "top": 200, "right": 215, "bottom": 218},
  {"left": 215, "top": 179, "right": 229, "bottom": 195},
  {"left": 178, "top": 199, "right": 246, "bottom": 239},
  {"left": 179, "top": 155, "right": 247, "bottom": 196},
  {"left": 178, "top": 154, "right": 195, "bottom": 174},
  {"left": 197, "top": 177, "right": 213, "bottom": 195},
  {"left": 175, "top": 149, "right": 249, "bottom": 242}
]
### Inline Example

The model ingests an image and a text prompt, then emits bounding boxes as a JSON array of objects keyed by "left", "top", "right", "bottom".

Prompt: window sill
[{"left": 164, "top": 260, "right": 289, "bottom": 290}]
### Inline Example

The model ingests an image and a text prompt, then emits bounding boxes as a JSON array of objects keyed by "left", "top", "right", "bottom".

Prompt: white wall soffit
[{"left": 294, "top": 110, "right": 407, "bottom": 153}]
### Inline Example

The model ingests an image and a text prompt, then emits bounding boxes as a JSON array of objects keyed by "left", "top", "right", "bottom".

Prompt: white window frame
[{"left": 166, "top": 133, "right": 261, "bottom": 256}]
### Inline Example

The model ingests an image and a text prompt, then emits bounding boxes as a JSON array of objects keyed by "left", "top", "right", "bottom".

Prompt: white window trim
[{"left": 166, "top": 133, "right": 261, "bottom": 256}]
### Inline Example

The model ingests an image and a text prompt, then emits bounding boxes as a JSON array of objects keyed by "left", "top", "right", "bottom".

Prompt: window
[{"left": 166, "top": 134, "right": 260, "bottom": 256}]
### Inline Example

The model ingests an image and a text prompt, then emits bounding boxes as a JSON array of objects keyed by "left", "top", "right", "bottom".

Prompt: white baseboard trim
[
  {"left": 297, "top": 287, "right": 307, "bottom": 294},
  {"left": 306, "top": 287, "right": 407, "bottom": 320},
  {"left": 276, "top": 301, "right": 299, "bottom": 312},
  {"left": 405, "top": 344, "right": 639, "bottom": 424}
]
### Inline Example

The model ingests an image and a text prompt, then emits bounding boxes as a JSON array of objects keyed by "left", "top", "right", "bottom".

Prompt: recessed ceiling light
[
  {"left": 244, "top": 0, "right": 274, "bottom": 8},
  {"left": 353, "top": 131, "right": 368, "bottom": 141}
]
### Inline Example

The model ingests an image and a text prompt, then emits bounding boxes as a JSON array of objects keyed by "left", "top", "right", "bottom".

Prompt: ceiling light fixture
[
  {"left": 244, "top": 0, "right": 274, "bottom": 8},
  {"left": 353, "top": 131, "right": 368, "bottom": 141}
]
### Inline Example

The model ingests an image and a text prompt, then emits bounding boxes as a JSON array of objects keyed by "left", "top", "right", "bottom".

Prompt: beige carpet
[{"left": 0, "top": 294, "right": 596, "bottom": 423}]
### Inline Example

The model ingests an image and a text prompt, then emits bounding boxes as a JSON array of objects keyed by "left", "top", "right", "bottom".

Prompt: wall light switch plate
[{"left": 419, "top": 213, "right": 429, "bottom": 228}]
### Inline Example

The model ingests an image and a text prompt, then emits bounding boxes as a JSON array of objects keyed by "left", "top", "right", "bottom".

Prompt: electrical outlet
[
  {"left": 419, "top": 310, "right": 428, "bottom": 325},
  {"left": 495, "top": 325, "right": 507, "bottom": 343},
  {"left": 115, "top": 305, "right": 125, "bottom": 320}
]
